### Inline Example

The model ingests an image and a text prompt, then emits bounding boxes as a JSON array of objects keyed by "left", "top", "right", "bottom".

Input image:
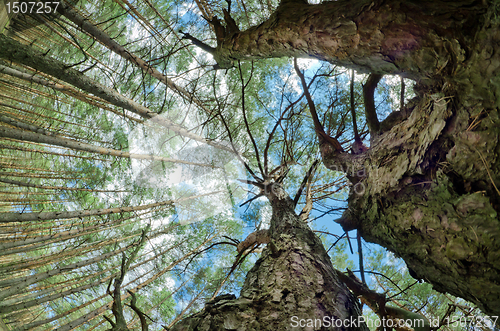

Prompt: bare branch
[
  {"left": 127, "top": 290, "right": 148, "bottom": 331},
  {"left": 293, "top": 58, "right": 343, "bottom": 152},
  {"left": 179, "top": 30, "right": 216, "bottom": 54},
  {"left": 400, "top": 76, "right": 406, "bottom": 110}
]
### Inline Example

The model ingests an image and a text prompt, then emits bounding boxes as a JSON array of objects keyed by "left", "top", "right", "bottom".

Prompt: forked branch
[
  {"left": 127, "top": 290, "right": 149, "bottom": 331},
  {"left": 106, "top": 225, "right": 150, "bottom": 331}
]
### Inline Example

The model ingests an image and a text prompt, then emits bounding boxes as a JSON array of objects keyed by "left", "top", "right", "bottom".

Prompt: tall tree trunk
[
  {"left": 51, "top": 234, "right": 217, "bottom": 331},
  {"left": 0, "top": 192, "right": 214, "bottom": 223},
  {"left": 0, "top": 64, "right": 143, "bottom": 123},
  {"left": 171, "top": 183, "right": 368, "bottom": 330},
  {"left": 56, "top": 0, "right": 214, "bottom": 118},
  {"left": 0, "top": 240, "right": 139, "bottom": 302}
]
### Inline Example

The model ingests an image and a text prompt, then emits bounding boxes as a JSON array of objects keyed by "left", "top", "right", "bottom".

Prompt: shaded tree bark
[
  {"left": 0, "top": 192, "right": 214, "bottom": 223},
  {"left": 1, "top": 0, "right": 498, "bottom": 327},
  {"left": 0, "top": 125, "right": 213, "bottom": 167}
]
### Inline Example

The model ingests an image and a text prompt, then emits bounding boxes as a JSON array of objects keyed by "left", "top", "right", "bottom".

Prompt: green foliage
[{"left": 0, "top": 0, "right": 489, "bottom": 330}]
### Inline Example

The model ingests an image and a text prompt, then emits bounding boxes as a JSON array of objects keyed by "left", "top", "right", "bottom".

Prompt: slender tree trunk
[
  {"left": 0, "top": 126, "right": 214, "bottom": 167},
  {"left": 0, "top": 177, "right": 125, "bottom": 192},
  {"left": 57, "top": 0, "right": 214, "bottom": 117},
  {"left": 0, "top": 241, "right": 138, "bottom": 302},
  {"left": 0, "top": 64, "right": 143, "bottom": 123},
  {"left": 0, "top": 194, "right": 201, "bottom": 223},
  {"left": 0, "top": 34, "right": 233, "bottom": 153},
  {"left": 171, "top": 184, "right": 367, "bottom": 331},
  {"left": 5, "top": 237, "right": 188, "bottom": 331}
]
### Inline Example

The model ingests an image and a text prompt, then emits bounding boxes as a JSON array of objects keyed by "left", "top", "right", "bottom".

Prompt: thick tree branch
[
  {"left": 191, "top": 0, "right": 238, "bottom": 51},
  {"left": 0, "top": 35, "right": 234, "bottom": 153},
  {"left": 263, "top": 94, "right": 304, "bottom": 176},
  {"left": 206, "top": 0, "right": 482, "bottom": 77},
  {"left": 379, "top": 106, "right": 413, "bottom": 133}
]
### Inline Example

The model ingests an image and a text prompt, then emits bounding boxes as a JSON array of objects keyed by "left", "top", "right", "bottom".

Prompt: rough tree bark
[
  {"left": 171, "top": 183, "right": 368, "bottom": 330},
  {"left": 188, "top": 0, "right": 500, "bottom": 316}
]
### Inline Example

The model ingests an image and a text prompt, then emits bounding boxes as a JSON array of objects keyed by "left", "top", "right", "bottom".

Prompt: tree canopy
[{"left": 0, "top": 0, "right": 499, "bottom": 330}]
